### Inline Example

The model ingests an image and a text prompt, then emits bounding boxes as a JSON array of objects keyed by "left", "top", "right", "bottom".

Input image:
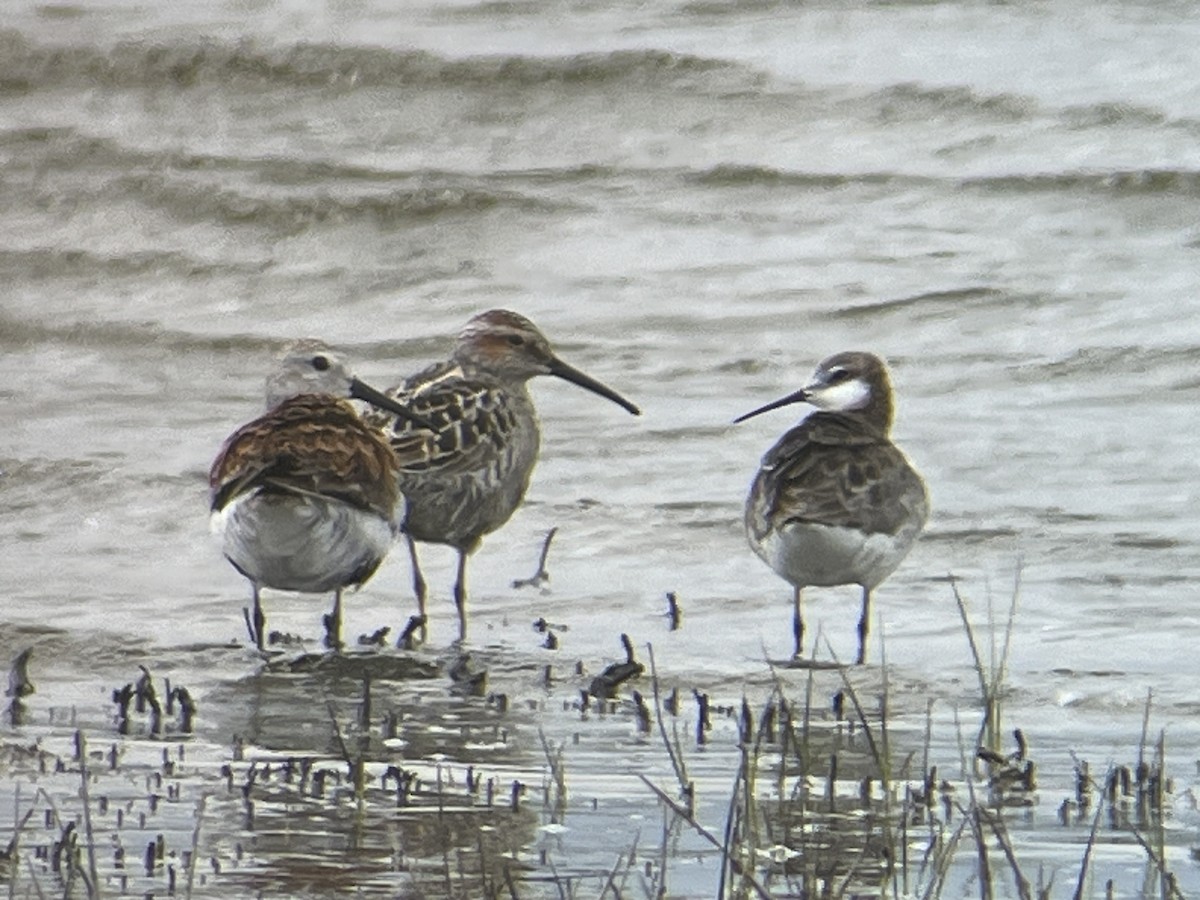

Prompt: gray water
[{"left": 4, "top": 0, "right": 1200, "bottom": 895}]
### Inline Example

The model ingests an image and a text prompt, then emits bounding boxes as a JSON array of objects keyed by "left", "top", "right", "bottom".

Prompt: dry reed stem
[
  {"left": 184, "top": 793, "right": 206, "bottom": 900},
  {"left": 1128, "top": 826, "right": 1185, "bottom": 900},
  {"left": 1136, "top": 688, "right": 1153, "bottom": 786},
  {"left": 1070, "top": 791, "right": 1106, "bottom": 900},
  {"left": 637, "top": 774, "right": 772, "bottom": 900},
  {"left": 23, "top": 856, "right": 47, "bottom": 900},
  {"left": 967, "top": 806, "right": 994, "bottom": 900},
  {"left": 820, "top": 639, "right": 885, "bottom": 778},
  {"left": 918, "top": 815, "right": 970, "bottom": 900},
  {"left": 5, "top": 784, "right": 47, "bottom": 900},
  {"left": 75, "top": 733, "right": 100, "bottom": 899},
  {"left": 976, "top": 805, "right": 1032, "bottom": 900},
  {"left": 537, "top": 728, "right": 568, "bottom": 824},
  {"left": 645, "top": 644, "right": 690, "bottom": 806}
]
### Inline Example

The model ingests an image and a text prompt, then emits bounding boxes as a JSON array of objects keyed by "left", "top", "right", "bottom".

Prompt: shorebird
[
  {"left": 735, "top": 351, "right": 928, "bottom": 664},
  {"left": 369, "top": 309, "right": 641, "bottom": 639},
  {"left": 209, "top": 341, "right": 430, "bottom": 652}
]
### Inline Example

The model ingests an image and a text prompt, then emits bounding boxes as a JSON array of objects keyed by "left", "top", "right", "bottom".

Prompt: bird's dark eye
[
  {"left": 827, "top": 368, "right": 850, "bottom": 384},
  {"left": 506, "top": 334, "right": 525, "bottom": 347},
  {"left": 311, "top": 355, "right": 331, "bottom": 371}
]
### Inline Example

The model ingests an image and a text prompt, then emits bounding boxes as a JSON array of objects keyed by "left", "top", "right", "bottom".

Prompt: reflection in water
[
  {"left": 4, "top": 0, "right": 1200, "bottom": 893},
  {"left": 0, "top": 625, "right": 1191, "bottom": 897},
  {"left": 201, "top": 651, "right": 541, "bottom": 894}
]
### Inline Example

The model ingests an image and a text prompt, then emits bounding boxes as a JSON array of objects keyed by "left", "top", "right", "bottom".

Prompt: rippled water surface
[{"left": 4, "top": 0, "right": 1200, "bottom": 895}]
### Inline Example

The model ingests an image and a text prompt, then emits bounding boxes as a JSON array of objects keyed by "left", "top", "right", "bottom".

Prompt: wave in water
[
  {"left": 0, "top": 304, "right": 449, "bottom": 368},
  {"left": 10, "top": 123, "right": 1200, "bottom": 245},
  {"left": 1023, "top": 345, "right": 1200, "bottom": 381},
  {"left": 0, "top": 246, "right": 266, "bottom": 282},
  {"left": 691, "top": 161, "right": 1200, "bottom": 198},
  {"left": 824, "top": 287, "right": 1012, "bottom": 321},
  {"left": 0, "top": 30, "right": 755, "bottom": 92},
  {"left": 0, "top": 126, "right": 637, "bottom": 188},
  {"left": 858, "top": 82, "right": 1200, "bottom": 136},
  {"left": 867, "top": 82, "right": 1036, "bottom": 122},
  {"left": 120, "top": 175, "right": 560, "bottom": 232},
  {"left": 2, "top": 129, "right": 574, "bottom": 231},
  {"left": 688, "top": 163, "right": 912, "bottom": 188},
  {"left": 5, "top": 28, "right": 1194, "bottom": 148}
]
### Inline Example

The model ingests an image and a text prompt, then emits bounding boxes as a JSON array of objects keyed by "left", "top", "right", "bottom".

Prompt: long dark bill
[
  {"left": 349, "top": 378, "right": 436, "bottom": 430},
  {"left": 733, "top": 388, "right": 809, "bottom": 424},
  {"left": 548, "top": 357, "right": 641, "bottom": 416}
]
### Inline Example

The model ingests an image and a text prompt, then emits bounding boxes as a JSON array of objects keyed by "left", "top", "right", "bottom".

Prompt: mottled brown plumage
[
  {"left": 210, "top": 395, "right": 401, "bottom": 520},
  {"left": 369, "top": 309, "right": 641, "bottom": 639},
  {"left": 381, "top": 377, "right": 535, "bottom": 551},
  {"left": 747, "top": 414, "right": 927, "bottom": 542},
  {"left": 209, "top": 342, "right": 427, "bottom": 652}
]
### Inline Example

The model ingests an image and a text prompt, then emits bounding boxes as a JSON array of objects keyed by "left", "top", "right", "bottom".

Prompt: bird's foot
[{"left": 396, "top": 615, "right": 427, "bottom": 651}]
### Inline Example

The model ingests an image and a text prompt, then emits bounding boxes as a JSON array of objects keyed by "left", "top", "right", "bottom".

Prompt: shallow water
[{"left": 4, "top": 0, "right": 1200, "bottom": 895}]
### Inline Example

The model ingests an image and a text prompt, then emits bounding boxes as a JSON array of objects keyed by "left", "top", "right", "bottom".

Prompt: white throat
[{"left": 808, "top": 377, "right": 870, "bottom": 412}]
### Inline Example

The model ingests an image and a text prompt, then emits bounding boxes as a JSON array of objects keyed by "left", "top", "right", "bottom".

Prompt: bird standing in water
[
  {"left": 209, "top": 341, "right": 429, "bottom": 652},
  {"left": 736, "top": 351, "right": 928, "bottom": 664},
  {"left": 369, "top": 310, "right": 641, "bottom": 639}
]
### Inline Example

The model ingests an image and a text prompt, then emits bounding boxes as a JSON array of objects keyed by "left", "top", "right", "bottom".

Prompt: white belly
[
  {"left": 211, "top": 491, "right": 398, "bottom": 594},
  {"left": 752, "top": 521, "right": 915, "bottom": 591}
]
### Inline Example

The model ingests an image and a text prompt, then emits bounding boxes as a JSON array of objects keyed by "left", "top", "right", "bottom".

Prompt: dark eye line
[{"left": 506, "top": 334, "right": 525, "bottom": 346}]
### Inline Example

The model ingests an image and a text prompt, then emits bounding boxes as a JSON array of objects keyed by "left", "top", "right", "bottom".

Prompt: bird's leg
[
  {"left": 792, "top": 586, "right": 805, "bottom": 658},
  {"left": 856, "top": 587, "right": 872, "bottom": 665},
  {"left": 324, "top": 589, "right": 343, "bottom": 652},
  {"left": 453, "top": 550, "right": 469, "bottom": 641},
  {"left": 406, "top": 533, "right": 428, "bottom": 637},
  {"left": 252, "top": 585, "right": 266, "bottom": 652}
]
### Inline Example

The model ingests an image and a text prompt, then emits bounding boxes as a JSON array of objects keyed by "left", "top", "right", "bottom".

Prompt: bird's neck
[{"left": 817, "top": 395, "right": 893, "bottom": 437}]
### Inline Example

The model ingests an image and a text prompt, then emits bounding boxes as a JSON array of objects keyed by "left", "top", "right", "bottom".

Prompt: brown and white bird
[
  {"left": 369, "top": 310, "right": 641, "bottom": 639},
  {"left": 209, "top": 341, "right": 429, "bottom": 652},
  {"left": 736, "top": 351, "right": 928, "bottom": 664}
]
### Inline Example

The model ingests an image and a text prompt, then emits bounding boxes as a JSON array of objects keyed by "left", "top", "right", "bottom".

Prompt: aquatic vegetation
[{"left": 0, "top": 582, "right": 1193, "bottom": 898}]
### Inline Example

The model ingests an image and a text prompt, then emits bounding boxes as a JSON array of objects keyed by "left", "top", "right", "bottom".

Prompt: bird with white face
[
  {"left": 209, "top": 341, "right": 430, "bottom": 652},
  {"left": 736, "top": 351, "right": 929, "bottom": 664}
]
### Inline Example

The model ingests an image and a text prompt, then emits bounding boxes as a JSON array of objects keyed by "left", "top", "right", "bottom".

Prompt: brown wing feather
[
  {"left": 210, "top": 395, "right": 400, "bottom": 519},
  {"left": 362, "top": 361, "right": 538, "bottom": 549},
  {"left": 752, "top": 412, "right": 928, "bottom": 537},
  {"left": 367, "top": 362, "right": 521, "bottom": 479}
]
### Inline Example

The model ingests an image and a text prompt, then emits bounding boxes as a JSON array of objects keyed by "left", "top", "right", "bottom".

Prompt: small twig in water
[
  {"left": 357, "top": 626, "right": 390, "bottom": 647},
  {"left": 693, "top": 690, "right": 710, "bottom": 746},
  {"left": 6, "top": 649, "right": 34, "bottom": 699},
  {"left": 588, "top": 635, "right": 644, "bottom": 700},
  {"left": 664, "top": 592, "right": 681, "bottom": 631},
  {"left": 512, "top": 527, "right": 558, "bottom": 589},
  {"left": 174, "top": 687, "right": 197, "bottom": 733},
  {"left": 632, "top": 691, "right": 651, "bottom": 734}
]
